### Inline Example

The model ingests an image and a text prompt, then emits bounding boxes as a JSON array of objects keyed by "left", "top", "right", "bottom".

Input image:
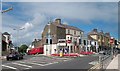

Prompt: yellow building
[{"left": 88, "top": 29, "right": 111, "bottom": 51}]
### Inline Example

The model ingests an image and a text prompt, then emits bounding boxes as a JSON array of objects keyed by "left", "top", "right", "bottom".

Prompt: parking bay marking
[
  {"left": 12, "top": 62, "right": 32, "bottom": 68},
  {"left": 2, "top": 65, "right": 17, "bottom": 70}
]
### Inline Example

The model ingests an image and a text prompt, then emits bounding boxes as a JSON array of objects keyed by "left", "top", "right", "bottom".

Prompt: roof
[
  {"left": 88, "top": 31, "right": 99, "bottom": 35},
  {"left": 88, "top": 35, "right": 97, "bottom": 41},
  {"left": 3, "top": 32, "right": 10, "bottom": 35},
  {"left": 52, "top": 22, "right": 84, "bottom": 32}
]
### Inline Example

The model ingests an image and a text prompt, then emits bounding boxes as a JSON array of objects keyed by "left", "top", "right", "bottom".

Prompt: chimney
[
  {"left": 93, "top": 29, "right": 97, "bottom": 32},
  {"left": 105, "top": 32, "right": 110, "bottom": 36},
  {"left": 55, "top": 18, "right": 61, "bottom": 24}
]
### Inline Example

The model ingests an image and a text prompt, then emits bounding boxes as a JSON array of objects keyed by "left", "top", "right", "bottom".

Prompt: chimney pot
[{"left": 55, "top": 18, "right": 61, "bottom": 24}]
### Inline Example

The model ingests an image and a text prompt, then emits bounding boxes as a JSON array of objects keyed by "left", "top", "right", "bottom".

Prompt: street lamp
[
  {"left": 110, "top": 37, "right": 114, "bottom": 59},
  {"left": 13, "top": 27, "right": 25, "bottom": 51},
  {"left": 1, "top": 0, "right": 13, "bottom": 13}
]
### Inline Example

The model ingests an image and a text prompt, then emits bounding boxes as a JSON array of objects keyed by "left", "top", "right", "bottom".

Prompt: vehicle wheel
[
  {"left": 7, "top": 58, "right": 9, "bottom": 61},
  {"left": 21, "top": 57, "right": 23, "bottom": 59},
  {"left": 17, "top": 57, "right": 20, "bottom": 60}
]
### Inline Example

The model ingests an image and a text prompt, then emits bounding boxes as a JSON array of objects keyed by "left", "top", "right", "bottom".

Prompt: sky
[{"left": 2, "top": 2, "right": 118, "bottom": 46}]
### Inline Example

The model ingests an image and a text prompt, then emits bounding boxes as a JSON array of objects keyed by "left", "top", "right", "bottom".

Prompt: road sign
[{"left": 110, "top": 37, "right": 114, "bottom": 44}]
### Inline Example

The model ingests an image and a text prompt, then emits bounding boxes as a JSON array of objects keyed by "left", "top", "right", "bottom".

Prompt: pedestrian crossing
[{"left": 2, "top": 57, "right": 72, "bottom": 70}]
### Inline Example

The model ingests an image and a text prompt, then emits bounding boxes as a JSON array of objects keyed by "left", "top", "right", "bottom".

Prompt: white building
[
  {"left": 82, "top": 34, "right": 99, "bottom": 53},
  {"left": 43, "top": 19, "right": 84, "bottom": 55}
]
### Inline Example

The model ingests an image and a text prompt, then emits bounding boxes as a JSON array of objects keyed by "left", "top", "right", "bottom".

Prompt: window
[
  {"left": 59, "top": 41, "right": 65, "bottom": 43},
  {"left": 95, "top": 42, "right": 96, "bottom": 45},
  {"left": 8, "top": 37, "right": 10, "bottom": 40},
  {"left": 90, "top": 41, "right": 91, "bottom": 45},
  {"left": 80, "top": 32, "right": 81, "bottom": 34},
  {"left": 68, "top": 46, "right": 69, "bottom": 49},
  {"left": 70, "top": 37, "right": 72, "bottom": 40},
  {"left": 46, "top": 39, "right": 48, "bottom": 44},
  {"left": 87, "top": 40, "right": 89, "bottom": 45},
  {"left": 50, "top": 39, "right": 52, "bottom": 44},
  {"left": 71, "top": 46, "right": 72, "bottom": 53},
  {"left": 68, "top": 30, "right": 70, "bottom": 34},
  {"left": 68, "top": 37, "right": 69, "bottom": 40},
  {"left": 79, "top": 39, "right": 81, "bottom": 44},
  {"left": 83, "top": 40, "right": 86, "bottom": 45},
  {"left": 74, "top": 31, "right": 76, "bottom": 35}
]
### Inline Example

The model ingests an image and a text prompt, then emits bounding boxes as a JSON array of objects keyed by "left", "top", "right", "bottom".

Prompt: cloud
[
  {"left": 19, "top": 2, "right": 118, "bottom": 24},
  {"left": 2, "top": 2, "right": 118, "bottom": 45},
  {"left": 3, "top": 0, "right": 120, "bottom": 2},
  {"left": 63, "top": 22, "right": 69, "bottom": 25},
  {"left": 21, "top": 22, "right": 33, "bottom": 31}
]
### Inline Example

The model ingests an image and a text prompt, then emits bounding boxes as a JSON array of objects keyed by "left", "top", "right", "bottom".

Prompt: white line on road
[
  {"left": 43, "top": 62, "right": 58, "bottom": 66},
  {"left": 18, "top": 61, "right": 45, "bottom": 66},
  {"left": 2, "top": 65, "right": 17, "bottom": 69},
  {"left": 12, "top": 62, "right": 32, "bottom": 68}
]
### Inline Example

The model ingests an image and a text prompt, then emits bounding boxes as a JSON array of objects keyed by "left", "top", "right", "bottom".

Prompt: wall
[{"left": 44, "top": 44, "right": 57, "bottom": 55}]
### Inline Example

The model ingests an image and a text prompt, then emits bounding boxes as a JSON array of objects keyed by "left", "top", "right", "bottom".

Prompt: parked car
[
  {"left": 6, "top": 52, "right": 23, "bottom": 61},
  {"left": 27, "top": 47, "right": 43, "bottom": 55}
]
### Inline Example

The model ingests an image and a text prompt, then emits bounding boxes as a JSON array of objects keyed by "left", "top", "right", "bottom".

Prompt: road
[{"left": 2, "top": 54, "right": 99, "bottom": 71}]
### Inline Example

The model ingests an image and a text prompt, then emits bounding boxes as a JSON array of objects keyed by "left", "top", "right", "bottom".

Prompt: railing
[{"left": 88, "top": 52, "right": 118, "bottom": 71}]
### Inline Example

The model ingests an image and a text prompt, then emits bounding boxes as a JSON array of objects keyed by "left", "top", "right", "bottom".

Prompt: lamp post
[
  {"left": 1, "top": 0, "right": 13, "bottom": 13},
  {"left": 110, "top": 37, "right": 114, "bottom": 59},
  {"left": 0, "top": 0, "right": 2, "bottom": 13},
  {"left": 13, "top": 27, "right": 25, "bottom": 51}
]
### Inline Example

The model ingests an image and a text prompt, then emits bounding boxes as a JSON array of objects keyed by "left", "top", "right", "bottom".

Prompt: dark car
[{"left": 6, "top": 52, "right": 23, "bottom": 61}]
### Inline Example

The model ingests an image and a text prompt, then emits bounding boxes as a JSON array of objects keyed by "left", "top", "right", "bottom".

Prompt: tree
[{"left": 18, "top": 44, "right": 28, "bottom": 53}]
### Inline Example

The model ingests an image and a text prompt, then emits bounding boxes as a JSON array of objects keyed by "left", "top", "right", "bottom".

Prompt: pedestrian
[{"left": 65, "top": 49, "right": 67, "bottom": 54}]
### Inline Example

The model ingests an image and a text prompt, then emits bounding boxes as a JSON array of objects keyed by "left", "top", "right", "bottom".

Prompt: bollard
[{"left": 60, "top": 51, "right": 63, "bottom": 57}]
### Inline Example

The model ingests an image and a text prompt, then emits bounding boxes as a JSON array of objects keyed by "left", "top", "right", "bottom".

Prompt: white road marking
[
  {"left": 12, "top": 62, "right": 32, "bottom": 68},
  {"left": 18, "top": 61, "right": 45, "bottom": 66},
  {"left": 89, "top": 61, "right": 98, "bottom": 65},
  {"left": 43, "top": 62, "right": 58, "bottom": 66},
  {"left": 64, "top": 60, "right": 69, "bottom": 61},
  {"left": 25, "top": 68, "right": 30, "bottom": 69},
  {"left": 2, "top": 65, "right": 17, "bottom": 69}
]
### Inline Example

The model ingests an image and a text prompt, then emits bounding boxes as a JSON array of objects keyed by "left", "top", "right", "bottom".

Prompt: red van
[{"left": 28, "top": 47, "right": 43, "bottom": 55}]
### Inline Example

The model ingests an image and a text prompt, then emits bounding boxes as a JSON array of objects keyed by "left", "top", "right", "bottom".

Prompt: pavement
[
  {"left": 0, "top": 56, "right": 6, "bottom": 60},
  {"left": 106, "top": 54, "right": 120, "bottom": 70}
]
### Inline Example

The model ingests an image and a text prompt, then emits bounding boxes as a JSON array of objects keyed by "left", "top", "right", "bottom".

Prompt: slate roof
[
  {"left": 52, "top": 22, "right": 84, "bottom": 32},
  {"left": 3, "top": 32, "right": 10, "bottom": 35}
]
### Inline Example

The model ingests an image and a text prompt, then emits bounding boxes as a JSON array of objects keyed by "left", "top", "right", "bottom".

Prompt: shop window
[
  {"left": 71, "top": 46, "right": 72, "bottom": 53},
  {"left": 95, "top": 42, "right": 96, "bottom": 45}
]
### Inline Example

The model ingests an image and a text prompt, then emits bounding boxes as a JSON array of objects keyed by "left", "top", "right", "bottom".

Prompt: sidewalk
[
  {"left": 106, "top": 54, "right": 119, "bottom": 70},
  {"left": 0, "top": 56, "right": 6, "bottom": 60}
]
